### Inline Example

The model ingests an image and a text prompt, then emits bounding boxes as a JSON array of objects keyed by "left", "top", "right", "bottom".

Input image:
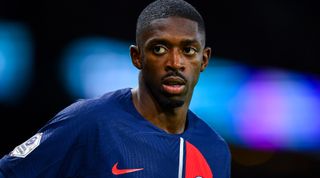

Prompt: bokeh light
[
  {"left": 0, "top": 22, "right": 33, "bottom": 104},
  {"left": 230, "top": 70, "right": 320, "bottom": 151},
  {"left": 60, "top": 37, "right": 138, "bottom": 99}
]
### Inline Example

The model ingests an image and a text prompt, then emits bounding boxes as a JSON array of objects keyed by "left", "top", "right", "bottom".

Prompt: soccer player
[{"left": 0, "top": 0, "right": 231, "bottom": 177}]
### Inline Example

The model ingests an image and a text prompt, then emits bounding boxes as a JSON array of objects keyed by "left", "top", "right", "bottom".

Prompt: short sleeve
[{"left": 0, "top": 102, "right": 86, "bottom": 178}]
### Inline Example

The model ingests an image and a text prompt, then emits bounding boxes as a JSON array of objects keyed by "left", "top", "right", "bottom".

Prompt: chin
[
  {"left": 167, "top": 100, "right": 185, "bottom": 108},
  {"left": 159, "top": 97, "right": 185, "bottom": 108},
  {"left": 148, "top": 84, "right": 186, "bottom": 108}
]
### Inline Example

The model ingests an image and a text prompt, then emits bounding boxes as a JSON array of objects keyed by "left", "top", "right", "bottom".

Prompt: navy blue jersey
[{"left": 0, "top": 88, "right": 231, "bottom": 178}]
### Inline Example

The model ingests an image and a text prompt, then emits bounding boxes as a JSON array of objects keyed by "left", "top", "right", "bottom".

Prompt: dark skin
[{"left": 130, "top": 16, "right": 211, "bottom": 134}]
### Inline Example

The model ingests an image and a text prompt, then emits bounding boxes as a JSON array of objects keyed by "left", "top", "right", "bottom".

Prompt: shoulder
[
  {"left": 65, "top": 88, "right": 130, "bottom": 113},
  {"left": 0, "top": 89, "right": 133, "bottom": 177},
  {"left": 52, "top": 88, "right": 130, "bottom": 121},
  {"left": 188, "top": 111, "right": 230, "bottom": 149},
  {"left": 41, "top": 88, "right": 132, "bottom": 132}
]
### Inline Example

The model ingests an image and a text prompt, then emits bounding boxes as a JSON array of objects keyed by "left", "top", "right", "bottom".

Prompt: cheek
[
  {"left": 187, "top": 61, "right": 202, "bottom": 86},
  {"left": 189, "top": 60, "right": 202, "bottom": 74},
  {"left": 142, "top": 61, "right": 163, "bottom": 82},
  {"left": 144, "top": 61, "right": 161, "bottom": 74}
]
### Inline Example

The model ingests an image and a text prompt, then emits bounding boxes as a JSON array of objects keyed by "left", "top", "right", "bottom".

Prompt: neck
[{"left": 131, "top": 87, "right": 190, "bottom": 134}]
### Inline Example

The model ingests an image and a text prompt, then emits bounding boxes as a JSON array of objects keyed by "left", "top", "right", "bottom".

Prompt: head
[{"left": 130, "top": 0, "right": 211, "bottom": 109}]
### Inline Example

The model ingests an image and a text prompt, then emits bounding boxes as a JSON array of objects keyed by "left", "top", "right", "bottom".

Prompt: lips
[{"left": 162, "top": 76, "right": 186, "bottom": 95}]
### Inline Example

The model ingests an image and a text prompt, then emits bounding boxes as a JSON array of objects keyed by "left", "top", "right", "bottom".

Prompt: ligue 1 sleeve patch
[{"left": 10, "top": 133, "right": 43, "bottom": 158}]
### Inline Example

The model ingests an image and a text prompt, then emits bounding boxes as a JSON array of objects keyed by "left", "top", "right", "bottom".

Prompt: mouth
[{"left": 161, "top": 76, "right": 186, "bottom": 95}]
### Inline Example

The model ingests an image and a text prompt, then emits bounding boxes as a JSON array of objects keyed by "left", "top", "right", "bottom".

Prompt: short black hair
[{"left": 136, "top": 0, "right": 206, "bottom": 44}]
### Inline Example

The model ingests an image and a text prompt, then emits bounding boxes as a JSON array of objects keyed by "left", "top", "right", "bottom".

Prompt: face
[{"left": 131, "top": 16, "right": 211, "bottom": 108}]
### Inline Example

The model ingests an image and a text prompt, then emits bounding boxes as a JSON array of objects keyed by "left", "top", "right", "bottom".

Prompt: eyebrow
[
  {"left": 180, "top": 39, "right": 201, "bottom": 47},
  {"left": 145, "top": 38, "right": 169, "bottom": 46},
  {"left": 145, "top": 38, "right": 201, "bottom": 47}
]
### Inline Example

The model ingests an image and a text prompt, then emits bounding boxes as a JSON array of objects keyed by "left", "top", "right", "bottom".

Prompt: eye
[
  {"left": 183, "top": 47, "right": 197, "bottom": 56},
  {"left": 153, "top": 45, "right": 167, "bottom": 55}
]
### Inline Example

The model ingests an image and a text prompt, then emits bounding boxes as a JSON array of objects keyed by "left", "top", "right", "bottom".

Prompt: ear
[
  {"left": 200, "top": 47, "right": 211, "bottom": 72},
  {"left": 130, "top": 45, "right": 143, "bottom": 70}
]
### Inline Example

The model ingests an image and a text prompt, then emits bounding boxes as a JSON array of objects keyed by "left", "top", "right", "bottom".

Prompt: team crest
[{"left": 10, "top": 133, "right": 43, "bottom": 158}]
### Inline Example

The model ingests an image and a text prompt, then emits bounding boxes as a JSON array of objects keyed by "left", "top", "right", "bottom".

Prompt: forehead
[{"left": 139, "top": 16, "right": 204, "bottom": 46}]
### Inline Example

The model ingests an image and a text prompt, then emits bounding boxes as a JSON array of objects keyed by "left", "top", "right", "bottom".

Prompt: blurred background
[{"left": 0, "top": 0, "right": 319, "bottom": 177}]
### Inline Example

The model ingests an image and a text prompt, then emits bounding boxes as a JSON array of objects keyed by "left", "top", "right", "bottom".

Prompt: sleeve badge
[{"left": 9, "top": 132, "right": 43, "bottom": 158}]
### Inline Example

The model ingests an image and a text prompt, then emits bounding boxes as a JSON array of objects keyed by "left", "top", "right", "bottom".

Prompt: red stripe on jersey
[{"left": 185, "top": 141, "right": 213, "bottom": 178}]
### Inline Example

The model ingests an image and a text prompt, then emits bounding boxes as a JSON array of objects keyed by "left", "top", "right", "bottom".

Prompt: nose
[{"left": 165, "top": 48, "right": 185, "bottom": 71}]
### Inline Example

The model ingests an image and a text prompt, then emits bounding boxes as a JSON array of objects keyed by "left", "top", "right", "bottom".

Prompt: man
[{"left": 0, "top": 0, "right": 231, "bottom": 177}]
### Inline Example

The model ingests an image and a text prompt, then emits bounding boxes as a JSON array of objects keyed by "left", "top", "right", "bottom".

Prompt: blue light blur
[
  {"left": 0, "top": 22, "right": 33, "bottom": 104},
  {"left": 190, "top": 59, "right": 251, "bottom": 143},
  {"left": 60, "top": 37, "right": 320, "bottom": 151},
  {"left": 60, "top": 37, "right": 138, "bottom": 99}
]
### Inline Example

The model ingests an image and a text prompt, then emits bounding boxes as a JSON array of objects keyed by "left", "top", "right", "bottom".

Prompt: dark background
[{"left": 0, "top": 0, "right": 319, "bottom": 177}]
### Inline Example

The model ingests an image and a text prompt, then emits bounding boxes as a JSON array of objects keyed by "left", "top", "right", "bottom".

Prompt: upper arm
[{"left": 0, "top": 112, "right": 85, "bottom": 178}]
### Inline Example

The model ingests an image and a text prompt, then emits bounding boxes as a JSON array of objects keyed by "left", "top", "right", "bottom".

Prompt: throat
[
  {"left": 150, "top": 114, "right": 187, "bottom": 134},
  {"left": 131, "top": 88, "right": 188, "bottom": 134}
]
